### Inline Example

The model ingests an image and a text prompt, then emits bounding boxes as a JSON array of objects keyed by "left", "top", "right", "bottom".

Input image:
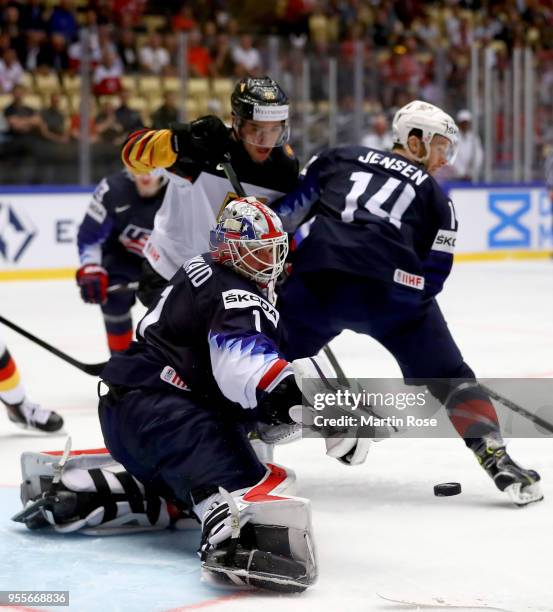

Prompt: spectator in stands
[
  {"left": 93, "top": 49, "right": 123, "bottom": 96},
  {"left": 69, "top": 109, "right": 98, "bottom": 143},
  {"left": 37, "top": 32, "right": 70, "bottom": 73},
  {"left": 231, "top": 34, "right": 262, "bottom": 77},
  {"left": 139, "top": 32, "right": 169, "bottom": 75},
  {"left": 172, "top": 4, "right": 197, "bottom": 32},
  {"left": 117, "top": 29, "right": 139, "bottom": 72},
  {"left": 19, "top": 0, "right": 47, "bottom": 32},
  {"left": 95, "top": 98, "right": 125, "bottom": 145},
  {"left": 0, "top": 48, "right": 23, "bottom": 93},
  {"left": 360, "top": 113, "right": 393, "bottom": 150},
  {"left": 450, "top": 109, "right": 484, "bottom": 182},
  {"left": 48, "top": 0, "right": 78, "bottom": 43},
  {"left": 4, "top": 85, "right": 41, "bottom": 146},
  {"left": 39, "top": 92, "right": 70, "bottom": 143},
  {"left": 151, "top": 90, "right": 178, "bottom": 129},
  {"left": 17, "top": 29, "right": 45, "bottom": 72},
  {"left": 112, "top": 0, "right": 147, "bottom": 28},
  {"left": 115, "top": 89, "right": 143, "bottom": 134},
  {"left": 211, "top": 32, "right": 235, "bottom": 78},
  {"left": 1, "top": 4, "right": 21, "bottom": 47},
  {"left": 186, "top": 28, "right": 212, "bottom": 77}
]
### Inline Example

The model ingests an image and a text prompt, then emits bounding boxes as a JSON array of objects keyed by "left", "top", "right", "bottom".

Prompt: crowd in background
[{"left": 0, "top": 0, "right": 552, "bottom": 183}]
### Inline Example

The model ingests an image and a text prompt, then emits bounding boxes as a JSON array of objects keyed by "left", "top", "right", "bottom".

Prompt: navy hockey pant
[
  {"left": 101, "top": 256, "right": 140, "bottom": 353},
  {"left": 278, "top": 271, "right": 500, "bottom": 444},
  {"left": 98, "top": 388, "right": 267, "bottom": 506}
]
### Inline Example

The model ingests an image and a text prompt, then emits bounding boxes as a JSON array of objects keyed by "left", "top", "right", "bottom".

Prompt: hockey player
[
  {"left": 273, "top": 100, "right": 543, "bottom": 506},
  {"left": 94, "top": 198, "right": 328, "bottom": 591},
  {"left": 0, "top": 337, "right": 63, "bottom": 432},
  {"left": 11, "top": 200, "right": 369, "bottom": 592},
  {"left": 120, "top": 76, "right": 299, "bottom": 306},
  {"left": 76, "top": 169, "right": 167, "bottom": 353}
]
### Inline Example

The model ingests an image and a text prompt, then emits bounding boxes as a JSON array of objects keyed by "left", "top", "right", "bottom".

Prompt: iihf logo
[{"left": 0, "top": 202, "right": 37, "bottom": 263}]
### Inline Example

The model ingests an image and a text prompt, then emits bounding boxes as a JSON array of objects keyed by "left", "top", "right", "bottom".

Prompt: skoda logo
[{"left": 0, "top": 202, "right": 36, "bottom": 263}]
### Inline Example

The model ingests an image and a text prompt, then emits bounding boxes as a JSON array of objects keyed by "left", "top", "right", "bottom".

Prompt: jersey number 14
[{"left": 341, "top": 171, "right": 416, "bottom": 228}]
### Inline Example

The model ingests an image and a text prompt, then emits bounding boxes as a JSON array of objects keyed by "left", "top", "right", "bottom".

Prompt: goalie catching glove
[
  {"left": 291, "top": 355, "right": 374, "bottom": 466},
  {"left": 256, "top": 353, "right": 374, "bottom": 465}
]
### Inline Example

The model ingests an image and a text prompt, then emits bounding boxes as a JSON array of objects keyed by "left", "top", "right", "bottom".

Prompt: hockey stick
[
  {"left": 480, "top": 383, "right": 553, "bottom": 434},
  {"left": 0, "top": 314, "right": 106, "bottom": 376},
  {"left": 222, "top": 157, "right": 553, "bottom": 434},
  {"left": 221, "top": 153, "right": 247, "bottom": 197},
  {"left": 107, "top": 281, "right": 139, "bottom": 294}
]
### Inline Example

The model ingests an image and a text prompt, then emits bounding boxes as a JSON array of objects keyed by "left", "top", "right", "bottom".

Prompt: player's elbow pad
[
  {"left": 257, "top": 374, "right": 302, "bottom": 425},
  {"left": 122, "top": 129, "right": 177, "bottom": 174}
]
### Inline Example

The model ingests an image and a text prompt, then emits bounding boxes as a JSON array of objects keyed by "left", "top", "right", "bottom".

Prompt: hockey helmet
[
  {"left": 392, "top": 100, "right": 459, "bottom": 164},
  {"left": 210, "top": 197, "right": 288, "bottom": 285},
  {"left": 231, "top": 76, "right": 290, "bottom": 147}
]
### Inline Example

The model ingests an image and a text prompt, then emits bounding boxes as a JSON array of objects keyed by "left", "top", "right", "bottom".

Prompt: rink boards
[{"left": 0, "top": 184, "right": 551, "bottom": 279}]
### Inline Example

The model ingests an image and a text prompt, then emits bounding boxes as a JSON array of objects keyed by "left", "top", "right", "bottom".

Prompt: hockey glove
[
  {"left": 170, "top": 115, "right": 232, "bottom": 165},
  {"left": 292, "top": 355, "right": 372, "bottom": 466},
  {"left": 76, "top": 264, "right": 109, "bottom": 304}
]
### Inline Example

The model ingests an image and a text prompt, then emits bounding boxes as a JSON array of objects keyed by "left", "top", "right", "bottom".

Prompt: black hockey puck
[{"left": 434, "top": 482, "right": 462, "bottom": 497}]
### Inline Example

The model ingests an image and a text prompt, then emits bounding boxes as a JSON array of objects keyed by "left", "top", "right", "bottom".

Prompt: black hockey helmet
[{"left": 231, "top": 76, "right": 290, "bottom": 147}]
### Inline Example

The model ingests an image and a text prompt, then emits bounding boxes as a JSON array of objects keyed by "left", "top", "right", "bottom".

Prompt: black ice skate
[
  {"left": 474, "top": 438, "right": 543, "bottom": 506},
  {"left": 5, "top": 399, "right": 64, "bottom": 433}
]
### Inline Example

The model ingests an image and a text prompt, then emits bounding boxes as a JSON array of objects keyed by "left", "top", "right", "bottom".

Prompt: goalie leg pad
[
  {"left": 16, "top": 449, "right": 175, "bottom": 534},
  {"left": 197, "top": 463, "right": 316, "bottom": 593}
]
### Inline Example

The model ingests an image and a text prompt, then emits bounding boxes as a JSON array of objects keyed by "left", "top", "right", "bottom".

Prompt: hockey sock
[
  {"left": 0, "top": 342, "right": 25, "bottom": 406},
  {"left": 444, "top": 383, "right": 501, "bottom": 449}
]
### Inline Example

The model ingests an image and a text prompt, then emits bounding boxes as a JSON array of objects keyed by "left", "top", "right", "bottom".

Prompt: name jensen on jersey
[
  {"left": 222, "top": 289, "right": 279, "bottom": 327},
  {"left": 358, "top": 151, "right": 429, "bottom": 186}
]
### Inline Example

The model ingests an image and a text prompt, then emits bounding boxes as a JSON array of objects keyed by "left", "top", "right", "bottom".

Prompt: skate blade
[
  {"left": 506, "top": 482, "right": 544, "bottom": 506},
  {"left": 201, "top": 562, "right": 309, "bottom": 593}
]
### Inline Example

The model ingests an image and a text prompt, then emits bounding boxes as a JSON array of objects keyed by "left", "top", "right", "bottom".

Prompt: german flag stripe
[
  {"left": 0, "top": 368, "right": 20, "bottom": 392},
  {"left": 134, "top": 131, "right": 156, "bottom": 163},
  {"left": 0, "top": 356, "right": 17, "bottom": 382},
  {"left": 0, "top": 348, "right": 11, "bottom": 371}
]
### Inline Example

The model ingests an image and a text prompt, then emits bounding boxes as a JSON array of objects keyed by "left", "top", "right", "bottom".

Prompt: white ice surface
[{"left": 0, "top": 261, "right": 552, "bottom": 612}]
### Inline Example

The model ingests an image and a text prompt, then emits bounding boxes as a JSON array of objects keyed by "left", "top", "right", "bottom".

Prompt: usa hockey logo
[
  {"left": 119, "top": 224, "right": 151, "bottom": 256},
  {"left": 0, "top": 202, "right": 37, "bottom": 263}
]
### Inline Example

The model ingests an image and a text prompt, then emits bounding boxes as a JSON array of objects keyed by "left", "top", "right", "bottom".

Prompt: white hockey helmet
[
  {"left": 210, "top": 197, "right": 289, "bottom": 286},
  {"left": 392, "top": 100, "right": 459, "bottom": 164}
]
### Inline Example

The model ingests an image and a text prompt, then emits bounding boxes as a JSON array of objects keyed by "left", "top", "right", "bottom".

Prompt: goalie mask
[
  {"left": 210, "top": 197, "right": 288, "bottom": 286},
  {"left": 231, "top": 76, "right": 290, "bottom": 148},
  {"left": 392, "top": 100, "right": 459, "bottom": 165}
]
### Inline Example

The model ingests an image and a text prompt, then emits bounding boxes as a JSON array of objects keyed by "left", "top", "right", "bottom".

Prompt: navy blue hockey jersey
[
  {"left": 77, "top": 170, "right": 167, "bottom": 268},
  {"left": 101, "top": 254, "right": 294, "bottom": 413},
  {"left": 274, "top": 147, "right": 458, "bottom": 297}
]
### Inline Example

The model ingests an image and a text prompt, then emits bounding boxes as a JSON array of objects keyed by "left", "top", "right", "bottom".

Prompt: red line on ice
[{"left": 163, "top": 592, "right": 251, "bottom": 611}]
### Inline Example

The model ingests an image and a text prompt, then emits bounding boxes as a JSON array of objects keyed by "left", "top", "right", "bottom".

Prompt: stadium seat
[
  {"left": 35, "top": 72, "right": 62, "bottom": 95},
  {"left": 121, "top": 75, "right": 138, "bottom": 95},
  {"left": 22, "top": 94, "right": 43, "bottom": 110},
  {"left": 0, "top": 94, "right": 11, "bottom": 111},
  {"left": 162, "top": 76, "right": 181, "bottom": 93},
  {"left": 141, "top": 15, "right": 168, "bottom": 32},
  {"left": 62, "top": 73, "right": 82, "bottom": 95},
  {"left": 19, "top": 71, "right": 34, "bottom": 91},
  {"left": 137, "top": 75, "right": 162, "bottom": 97}
]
